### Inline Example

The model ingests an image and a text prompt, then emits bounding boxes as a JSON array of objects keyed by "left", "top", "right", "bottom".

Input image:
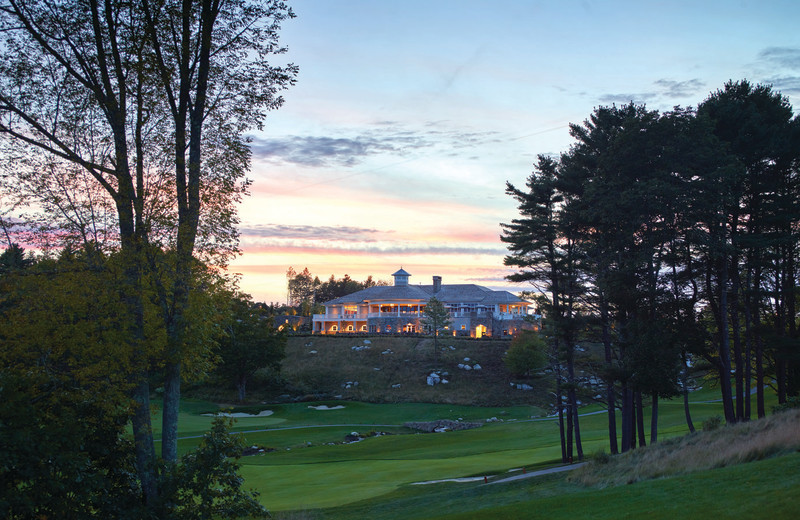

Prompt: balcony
[{"left": 313, "top": 313, "right": 368, "bottom": 320}]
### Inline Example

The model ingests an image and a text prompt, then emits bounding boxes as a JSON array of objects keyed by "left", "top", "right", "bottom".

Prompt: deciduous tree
[
  {"left": 216, "top": 294, "right": 286, "bottom": 402},
  {"left": 0, "top": 0, "right": 296, "bottom": 506}
]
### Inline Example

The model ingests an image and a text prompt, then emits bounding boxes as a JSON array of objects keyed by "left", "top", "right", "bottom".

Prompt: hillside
[{"left": 279, "top": 335, "right": 547, "bottom": 407}]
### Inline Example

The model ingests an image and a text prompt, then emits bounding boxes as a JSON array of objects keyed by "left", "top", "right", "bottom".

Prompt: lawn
[
  {"left": 162, "top": 383, "right": 783, "bottom": 514},
  {"left": 320, "top": 451, "right": 800, "bottom": 520}
]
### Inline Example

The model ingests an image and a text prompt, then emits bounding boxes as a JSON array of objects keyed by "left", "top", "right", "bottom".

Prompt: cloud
[
  {"left": 755, "top": 47, "right": 800, "bottom": 95},
  {"left": 758, "top": 47, "right": 800, "bottom": 70},
  {"left": 597, "top": 79, "right": 707, "bottom": 107},
  {"left": 240, "top": 239, "right": 506, "bottom": 257},
  {"left": 763, "top": 75, "right": 800, "bottom": 95},
  {"left": 249, "top": 135, "right": 403, "bottom": 167},
  {"left": 240, "top": 224, "right": 383, "bottom": 241},
  {"left": 653, "top": 78, "right": 705, "bottom": 98},
  {"left": 597, "top": 92, "right": 657, "bottom": 105},
  {"left": 249, "top": 122, "right": 502, "bottom": 168}
]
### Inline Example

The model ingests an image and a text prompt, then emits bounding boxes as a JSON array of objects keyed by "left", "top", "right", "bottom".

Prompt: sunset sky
[{"left": 232, "top": 0, "right": 800, "bottom": 303}]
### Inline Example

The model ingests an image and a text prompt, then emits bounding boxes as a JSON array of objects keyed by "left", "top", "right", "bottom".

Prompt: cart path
[{"left": 487, "top": 462, "right": 587, "bottom": 485}]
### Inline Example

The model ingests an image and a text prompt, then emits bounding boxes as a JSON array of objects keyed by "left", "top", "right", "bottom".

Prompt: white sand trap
[
  {"left": 202, "top": 410, "right": 274, "bottom": 418},
  {"left": 410, "top": 477, "right": 487, "bottom": 485},
  {"left": 307, "top": 405, "right": 345, "bottom": 410}
]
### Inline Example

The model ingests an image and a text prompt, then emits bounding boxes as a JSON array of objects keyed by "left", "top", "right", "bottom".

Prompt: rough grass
[
  {"left": 279, "top": 335, "right": 547, "bottom": 407},
  {"left": 571, "top": 408, "right": 800, "bottom": 487}
]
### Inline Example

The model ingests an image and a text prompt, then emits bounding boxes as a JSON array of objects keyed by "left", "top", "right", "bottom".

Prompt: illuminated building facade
[{"left": 312, "top": 268, "right": 533, "bottom": 337}]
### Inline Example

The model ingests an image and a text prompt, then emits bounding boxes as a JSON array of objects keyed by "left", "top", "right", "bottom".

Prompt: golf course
[{"left": 163, "top": 383, "right": 799, "bottom": 519}]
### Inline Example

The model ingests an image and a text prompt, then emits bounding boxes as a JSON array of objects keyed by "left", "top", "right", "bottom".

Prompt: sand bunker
[
  {"left": 410, "top": 477, "right": 487, "bottom": 485},
  {"left": 307, "top": 405, "right": 345, "bottom": 410},
  {"left": 202, "top": 410, "right": 274, "bottom": 418}
]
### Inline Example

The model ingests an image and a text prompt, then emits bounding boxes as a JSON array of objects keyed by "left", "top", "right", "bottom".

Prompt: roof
[
  {"left": 323, "top": 283, "right": 528, "bottom": 306},
  {"left": 392, "top": 268, "right": 412, "bottom": 277}
]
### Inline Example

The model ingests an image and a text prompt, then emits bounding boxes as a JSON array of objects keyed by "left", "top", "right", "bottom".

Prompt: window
[
  {"left": 331, "top": 325, "right": 338, "bottom": 332},
  {"left": 361, "top": 325, "right": 367, "bottom": 331},
  {"left": 346, "top": 324, "right": 354, "bottom": 331},
  {"left": 460, "top": 325, "right": 466, "bottom": 330}
]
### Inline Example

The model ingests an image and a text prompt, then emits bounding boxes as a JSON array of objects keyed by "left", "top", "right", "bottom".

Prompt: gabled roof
[
  {"left": 324, "top": 284, "right": 430, "bottom": 305},
  {"left": 323, "top": 283, "right": 527, "bottom": 306}
]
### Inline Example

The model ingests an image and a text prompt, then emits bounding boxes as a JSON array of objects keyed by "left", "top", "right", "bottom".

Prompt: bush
[
  {"left": 504, "top": 331, "right": 547, "bottom": 377},
  {"left": 772, "top": 396, "right": 800, "bottom": 414},
  {"left": 702, "top": 416, "right": 723, "bottom": 431},
  {"left": 591, "top": 449, "right": 611, "bottom": 465}
]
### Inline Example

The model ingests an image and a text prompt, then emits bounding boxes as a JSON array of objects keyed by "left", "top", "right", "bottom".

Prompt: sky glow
[{"left": 233, "top": 0, "right": 800, "bottom": 303}]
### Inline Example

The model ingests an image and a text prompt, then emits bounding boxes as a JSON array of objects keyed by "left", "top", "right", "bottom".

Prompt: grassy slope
[
  {"left": 302, "top": 411, "right": 800, "bottom": 520},
  {"left": 277, "top": 336, "right": 541, "bottom": 407},
  {"left": 318, "top": 452, "right": 800, "bottom": 520}
]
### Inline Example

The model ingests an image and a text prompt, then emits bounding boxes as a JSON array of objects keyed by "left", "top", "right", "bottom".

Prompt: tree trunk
[
  {"left": 566, "top": 399, "right": 574, "bottom": 462},
  {"left": 566, "top": 343, "right": 583, "bottom": 461},
  {"left": 650, "top": 391, "right": 659, "bottom": 444},
  {"left": 571, "top": 392, "right": 584, "bottom": 461},
  {"left": 162, "top": 361, "right": 181, "bottom": 463},
  {"left": 602, "top": 306, "right": 618, "bottom": 454},
  {"left": 635, "top": 391, "right": 646, "bottom": 447},
  {"left": 630, "top": 394, "right": 637, "bottom": 449},
  {"left": 131, "top": 377, "right": 158, "bottom": 506},
  {"left": 756, "top": 329, "right": 766, "bottom": 418},
  {"left": 556, "top": 391, "right": 567, "bottom": 463},
  {"left": 620, "top": 385, "right": 633, "bottom": 453},
  {"left": 729, "top": 269, "right": 744, "bottom": 421},
  {"left": 743, "top": 267, "right": 753, "bottom": 421},
  {"left": 717, "top": 257, "right": 736, "bottom": 423},
  {"left": 237, "top": 375, "right": 247, "bottom": 403},
  {"left": 682, "top": 353, "right": 696, "bottom": 433}
]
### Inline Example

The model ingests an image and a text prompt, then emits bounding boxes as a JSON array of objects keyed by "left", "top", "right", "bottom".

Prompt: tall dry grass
[{"left": 572, "top": 408, "right": 800, "bottom": 487}]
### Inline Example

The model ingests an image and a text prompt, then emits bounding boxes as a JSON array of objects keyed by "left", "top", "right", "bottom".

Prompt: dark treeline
[
  {"left": 502, "top": 80, "right": 800, "bottom": 459},
  {"left": 285, "top": 266, "right": 390, "bottom": 314}
]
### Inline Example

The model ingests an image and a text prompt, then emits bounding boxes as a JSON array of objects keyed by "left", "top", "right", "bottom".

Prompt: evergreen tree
[{"left": 422, "top": 296, "right": 451, "bottom": 359}]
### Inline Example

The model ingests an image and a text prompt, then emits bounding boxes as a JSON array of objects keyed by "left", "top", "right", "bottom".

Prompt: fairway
[{"left": 166, "top": 385, "right": 760, "bottom": 512}]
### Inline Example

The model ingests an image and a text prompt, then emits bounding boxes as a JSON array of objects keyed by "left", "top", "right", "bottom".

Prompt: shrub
[
  {"left": 591, "top": 449, "right": 611, "bottom": 465},
  {"left": 504, "top": 331, "right": 547, "bottom": 377},
  {"left": 702, "top": 415, "right": 723, "bottom": 432},
  {"left": 772, "top": 396, "right": 800, "bottom": 414}
]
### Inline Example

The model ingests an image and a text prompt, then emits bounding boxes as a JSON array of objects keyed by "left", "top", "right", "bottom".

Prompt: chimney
[{"left": 432, "top": 276, "right": 442, "bottom": 293}]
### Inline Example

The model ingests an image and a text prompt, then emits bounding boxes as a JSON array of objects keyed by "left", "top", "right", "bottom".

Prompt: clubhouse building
[{"left": 312, "top": 268, "right": 533, "bottom": 337}]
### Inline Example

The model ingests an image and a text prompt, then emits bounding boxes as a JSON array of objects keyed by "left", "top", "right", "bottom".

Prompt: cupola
[{"left": 392, "top": 268, "right": 411, "bottom": 286}]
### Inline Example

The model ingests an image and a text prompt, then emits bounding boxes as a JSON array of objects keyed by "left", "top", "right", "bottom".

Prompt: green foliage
[
  {"left": 421, "top": 297, "right": 451, "bottom": 335},
  {"left": 504, "top": 331, "right": 547, "bottom": 377},
  {"left": 0, "top": 243, "right": 33, "bottom": 274},
  {"left": 590, "top": 449, "right": 611, "bottom": 465},
  {"left": 161, "top": 417, "right": 269, "bottom": 520},
  {"left": 421, "top": 297, "right": 452, "bottom": 357},
  {"left": 286, "top": 267, "right": 390, "bottom": 309},
  {"left": 215, "top": 294, "right": 287, "bottom": 401},
  {"left": 772, "top": 396, "right": 800, "bottom": 413},
  {"left": 0, "top": 371, "right": 144, "bottom": 519}
]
